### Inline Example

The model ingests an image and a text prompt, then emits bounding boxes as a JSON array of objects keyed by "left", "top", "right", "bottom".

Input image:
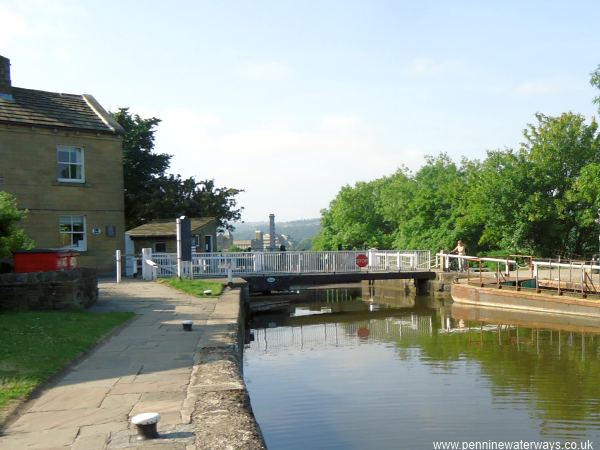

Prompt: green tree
[
  {"left": 143, "top": 175, "right": 243, "bottom": 230},
  {"left": 519, "top": 113, "right": 599, "bottom": 256},
  {"left": 463, "top": 149, "right": 534, "bottom": 254},
  {"left": 591, "top": 64, "right": 600, "bottom": 109},
  {"left": 113, "top": 108, "right": 243, "bottom": 230},
  {"left": 384, "top": 155, "right": 470, "bottom": 252},
  {"left": 313, "top": 178, "right": 394, "bottom": 250},
  {"left": 0, "top": 192, "right": 33, "bottom": 259},
  {"left": 113, "top": 108, "right": 171, "bottom": 228}
]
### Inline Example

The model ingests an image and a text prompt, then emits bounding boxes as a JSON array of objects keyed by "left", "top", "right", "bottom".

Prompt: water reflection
[{"left": 244, "top": 284, "right": 600, "bottom": 450}]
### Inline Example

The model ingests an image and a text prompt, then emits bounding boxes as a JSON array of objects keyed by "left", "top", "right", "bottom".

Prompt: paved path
[{"left": 0, "top": 279, "right": 246, "bottom": 449}]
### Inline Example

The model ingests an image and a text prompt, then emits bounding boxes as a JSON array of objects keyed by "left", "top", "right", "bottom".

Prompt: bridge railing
[{"left": 149, "top": 250, "right": 431, "bottom": 278}]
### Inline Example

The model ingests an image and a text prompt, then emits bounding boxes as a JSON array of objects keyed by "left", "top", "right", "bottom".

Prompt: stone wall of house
[
  {"left": 0, "top": 269, "right": 98, "bottom": 311},
  {"left": 0, "top": 124, "right": 125, "bottom": 273}
]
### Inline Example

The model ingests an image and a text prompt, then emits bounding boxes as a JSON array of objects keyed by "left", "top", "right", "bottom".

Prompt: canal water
[{"left": 243, "top": 284, "right": 600, "bottom": 449}]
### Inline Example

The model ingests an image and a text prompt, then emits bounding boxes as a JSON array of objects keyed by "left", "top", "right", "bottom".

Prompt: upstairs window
[
  {"left": 59, "top": 215, "right": 86, "bottom": 251},
  {"left": 57, "top": 146, "right": 85, "bottom": 182}
]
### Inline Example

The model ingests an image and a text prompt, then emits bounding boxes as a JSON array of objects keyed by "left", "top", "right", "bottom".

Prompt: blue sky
[{"left": 2, "top": 0, "right": 599, "bottom": 222}]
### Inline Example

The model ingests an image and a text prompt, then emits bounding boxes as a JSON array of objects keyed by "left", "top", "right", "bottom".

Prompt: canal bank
[{"left": 0, "top": 280, "right": 265, "bottom": 450}]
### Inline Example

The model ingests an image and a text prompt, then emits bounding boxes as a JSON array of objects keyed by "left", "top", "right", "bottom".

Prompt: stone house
[
  {"left": 0, "top": 55, "right": 125, "bottom": 273},
  {"left": 126, "top": 218, "right": 217, "bottom": 254}
]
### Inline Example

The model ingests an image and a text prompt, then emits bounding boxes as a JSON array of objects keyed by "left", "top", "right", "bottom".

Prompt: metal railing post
[
  {"left": 467, "top": 261, "right": 470, "bottom": 284},
  {"left": 516, "top": 262, "right": 520, "bottom": 291},
  {"left": 497, "top": 262, "right": 501, "bottom": 289},
  {"left": 570, "top": 261, "right": 572, "bottom": 284},
  {"left": 479, "top": 260, "right": 483, "bottom": 287}
]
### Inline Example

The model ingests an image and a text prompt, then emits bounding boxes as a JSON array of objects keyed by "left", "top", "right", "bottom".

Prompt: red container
[{"left": 13, "top": 249, "right": 79, "bottom": 273}]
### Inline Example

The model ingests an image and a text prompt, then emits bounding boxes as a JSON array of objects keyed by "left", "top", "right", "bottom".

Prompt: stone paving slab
[
  {"left": 0, "top": 279, "right": 265, "bottom": 450},
  {"left": 0, "top": 280, "right": 219, "bottom": 449}
]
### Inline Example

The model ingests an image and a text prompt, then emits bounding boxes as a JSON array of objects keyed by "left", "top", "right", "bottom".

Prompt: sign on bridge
[{"left": 355, "top": 253, "right": 369, "bottom": 268}]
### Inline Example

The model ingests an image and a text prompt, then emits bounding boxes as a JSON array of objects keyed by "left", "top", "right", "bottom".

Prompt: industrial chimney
[{"left": 268, "top": 214, "right": 276, "bottom": 251}]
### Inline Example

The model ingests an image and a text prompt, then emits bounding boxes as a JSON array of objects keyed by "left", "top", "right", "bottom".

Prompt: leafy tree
[
  {"left": 313, "top": 178, "right": 394, "bottom": 250},
  {"left": 113, "top": 108, "right": 171, "bottom": 229},
  {"left": 519, "top": 112, "right": 599, "bottom": 256},
  {"left": 591, "top": 64, "right": 600, "bottom": 109},
  {"left": 142, "top": 175, "right": 243, "bottom": 230},
  {"left": 391, "top": 154, "right": 469, "bottom": 251},
  {"left": 567, "top": 162, "right": 600, "bottom": 254},
  {"left": 0, "top": 192, "right": 33, "bottom": 259},
  {"left": 113, "top": 108, "right": 243, "bottom": 230},
  {"left": 464, "top": 149, "right": 534, "bottom": 254}
]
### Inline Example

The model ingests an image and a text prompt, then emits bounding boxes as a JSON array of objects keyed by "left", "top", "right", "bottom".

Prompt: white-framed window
[
  {"left": 59, "top": 215, "right": 87, "bottom": 251},
  {"left": 57, "top": 146, "right": 85, "bottom": 182}
]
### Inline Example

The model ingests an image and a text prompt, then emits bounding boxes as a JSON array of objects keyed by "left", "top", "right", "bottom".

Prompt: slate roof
[
  {"left": 0, "top": 87, "right": 124, "bottom": 135},
  {"left": 127, "top": 218, "right": 216, "bottom": 237}
]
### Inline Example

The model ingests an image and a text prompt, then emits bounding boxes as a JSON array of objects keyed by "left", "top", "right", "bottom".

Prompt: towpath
[{"left": 0, "top": 279, "right": 264, "bottom": 450}]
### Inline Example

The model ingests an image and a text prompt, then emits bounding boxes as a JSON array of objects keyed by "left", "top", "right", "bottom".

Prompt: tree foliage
[
  {"left": 0, "top": 192, "right": 33, "bottom": 259},
  {"left": 314, "top": 101, "right": 600, "bottom": 258},
  {"left": 591, "top": 64, "right": 600, "bottom": 109},
  {"left": 113, "top": 108, "right": 243, "bottom": 230}
]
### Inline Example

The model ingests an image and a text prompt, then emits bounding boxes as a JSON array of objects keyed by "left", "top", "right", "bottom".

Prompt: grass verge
[
  {"left": 160, "top": 278, "right": 225, "bottom": 297},
  {"left": 0, "top": 310, "right": 134, "bottom": 416}
]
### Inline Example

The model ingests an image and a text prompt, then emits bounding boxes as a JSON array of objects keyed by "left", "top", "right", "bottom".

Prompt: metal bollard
[{"left": 131, "top": 412, "right": 160, "bottom": 440}]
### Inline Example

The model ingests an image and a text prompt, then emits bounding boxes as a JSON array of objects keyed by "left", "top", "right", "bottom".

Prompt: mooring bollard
[
  {"left": 131, "top": 412, "right": 160, "bottom": 440},
  {"left": 182, "top": 320, "right": 193, "bottom": 331}
]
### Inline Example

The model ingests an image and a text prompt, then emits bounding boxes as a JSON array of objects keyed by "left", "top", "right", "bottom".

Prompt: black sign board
[{"left": 179, "top": 217, "right": 192, "bottom": 261}]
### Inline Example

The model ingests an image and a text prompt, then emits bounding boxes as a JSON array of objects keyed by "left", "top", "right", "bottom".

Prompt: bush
[{"left": 0, "top": 192, "right": 33, "bottom": 259}]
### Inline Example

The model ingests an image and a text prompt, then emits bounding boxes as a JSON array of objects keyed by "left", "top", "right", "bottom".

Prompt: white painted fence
[{"left": 145, "top": 250, "right": 431, "bottom": 279}]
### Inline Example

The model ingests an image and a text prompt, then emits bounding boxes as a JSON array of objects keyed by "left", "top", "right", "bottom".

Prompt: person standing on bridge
[{"left": 452, "top": 240, "right": 467, "bottom": 272}]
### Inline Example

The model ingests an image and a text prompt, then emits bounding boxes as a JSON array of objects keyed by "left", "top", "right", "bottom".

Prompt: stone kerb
[{"left": 0, "top": 268, "right": 98, "bottom": 311}]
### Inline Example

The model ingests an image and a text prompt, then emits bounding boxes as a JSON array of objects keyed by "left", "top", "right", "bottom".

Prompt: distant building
[
  {"left": 0, "top": 54, "right": 125, "bottom": 273},
  {"left": 233, "top": 231, "right": 264, "bottom": 251},
  {"left": 126, "top": 217, "right": 217, "bottom": 254},
  {"left": 232, "top": 239, "right": 253, "bottom": 250},
  {"left": 262, "top": 233, "right": 294, "bottom": 251}
]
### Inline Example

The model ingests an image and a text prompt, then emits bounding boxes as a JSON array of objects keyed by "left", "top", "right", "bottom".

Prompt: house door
[{"left": 204, "top": 235, "right": 213, "bottom": 253}]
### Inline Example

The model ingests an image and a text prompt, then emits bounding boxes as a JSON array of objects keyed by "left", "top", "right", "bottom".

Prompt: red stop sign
[{"left": 356, "top": 253, "right": 368, "bottom": 268}]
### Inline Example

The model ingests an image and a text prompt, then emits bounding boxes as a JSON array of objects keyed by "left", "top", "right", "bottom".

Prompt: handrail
[
  {"left": 532, "top": 260, "right": 600, "bottom": 270},
  {"left": 144, "top": 249, "right": 432, "bottom": 279},
  {"left": 436, "top": 252, "right": 517, "bottom": 265}
]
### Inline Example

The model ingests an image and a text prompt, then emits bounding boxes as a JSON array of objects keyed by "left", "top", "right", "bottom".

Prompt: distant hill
[{"left": 231, "top": 218, "right": 321, "bottom": 250}]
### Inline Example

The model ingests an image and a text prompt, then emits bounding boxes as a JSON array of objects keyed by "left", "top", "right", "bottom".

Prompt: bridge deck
[{"left": 241, "top": 270, "right": 435, "bottom": 293}]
